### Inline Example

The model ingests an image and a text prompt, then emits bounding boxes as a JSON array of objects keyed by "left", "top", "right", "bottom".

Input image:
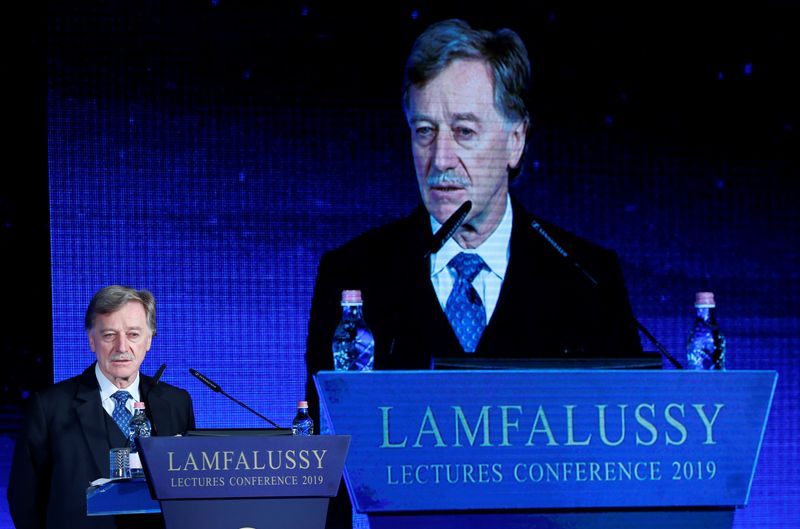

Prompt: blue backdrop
[{"left": 31, "top": 3, "right": 800, "bottom": 528}]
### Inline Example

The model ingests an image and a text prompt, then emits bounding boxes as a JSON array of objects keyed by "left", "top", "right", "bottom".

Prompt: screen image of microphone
[
  {"left": 189, "top": 368, "right": 282, "bottom": 428},
  {"left": 529, "top": 219, "right": 683, "bottom": 369},
  {"left": 189, "top": 368, "right": 220, "bottom": 392},
  {"left": 152, "top": 363, "right": 167, "bottom": 385},
  {"left": 423, "top": 200, "right": 472, "bottom": 260}
]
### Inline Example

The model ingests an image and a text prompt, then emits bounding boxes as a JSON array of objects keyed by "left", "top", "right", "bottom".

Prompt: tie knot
[
  {"left": 448, "top": 252, "right": 487, "bottom": 283},
  {"left": 111, "top": 391, "right": 131, "bottom": 406}
]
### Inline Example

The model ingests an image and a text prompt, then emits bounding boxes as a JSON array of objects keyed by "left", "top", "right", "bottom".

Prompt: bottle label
[{"left": 129, "top": 452, "right": 143, "bottom": 470}]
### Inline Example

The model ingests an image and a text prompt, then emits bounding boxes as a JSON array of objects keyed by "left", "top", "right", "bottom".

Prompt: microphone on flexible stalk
[
  {"left": 152, "top": 363, "right": 167, "bottom": 385},
  {"left": 530, "top": 219, "right": 683, "bottom": 369},
  {"left": 387, "top": 201, "right": 475, "bottom": 358},
  {"left": 189, "top": 368, "right": 283, "bottom": 428},
  {"left": 423, "top": 200, "right": 472, "bottom": 260},
  {"left": 388, "top": 200, "right": 472, "bottom": 358},
  {"left": 144, "top": 363, "right": 168, "bottom": 434}
]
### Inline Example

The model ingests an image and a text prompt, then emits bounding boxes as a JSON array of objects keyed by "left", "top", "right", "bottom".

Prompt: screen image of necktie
[
  {"left": 111, "top": 390, "right": 132, "bottom": 435},
  {"left": 445, "top": 252, "right": 488, "bottom": 353}
]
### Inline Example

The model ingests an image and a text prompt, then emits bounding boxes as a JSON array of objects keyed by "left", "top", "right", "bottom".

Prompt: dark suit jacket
[
  {"left": 304, "top": 198, "right": 646, "bottom": 528},
  {"left": 306, "top": 198, "right": 644, "bottom": 420},
  {"left": 7, "top": 364, "right": 196, "bottom": 529}
]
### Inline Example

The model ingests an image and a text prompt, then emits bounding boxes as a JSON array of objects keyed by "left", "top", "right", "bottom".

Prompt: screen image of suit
[
  {"left": 305, "top": 198, "right": 645, "bottom": 420},
  {"left": 7, "top": 364, "right": 195, "bottom": 529}
]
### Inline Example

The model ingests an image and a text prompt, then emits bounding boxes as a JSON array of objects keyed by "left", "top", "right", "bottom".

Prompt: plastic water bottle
[
  {"left": 332, "top": 290, "right": 374, "bottom": 371},
  {"left": 686, "top": 291, "right": 726, "bottom": 370},
  {"left": 291, "top": 401, "right": 314, "bottom": 436},
  {"left": 127, "top": 401, "right": 152, "bottom": 477}
]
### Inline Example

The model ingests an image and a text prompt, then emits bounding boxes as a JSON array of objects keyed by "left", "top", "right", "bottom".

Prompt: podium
[
  {"left": 315, "top": 370, "right": 776, "bottom": 529},
  {"left": 87, "top": 434, "right": 350, "bottom": 529}
]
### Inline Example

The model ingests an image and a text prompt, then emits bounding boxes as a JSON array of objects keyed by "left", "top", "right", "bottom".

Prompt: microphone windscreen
[{"left": 153, "top": 363, "right": 167, "bottom": 384}]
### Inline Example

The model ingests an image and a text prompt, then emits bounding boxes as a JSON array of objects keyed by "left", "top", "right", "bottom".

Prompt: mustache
[
  {"left": 109, "top": 352, "right": 134, "bottom": 362},
  {"left": 426, "top": 171, "right": 470, "bottom": 188}
]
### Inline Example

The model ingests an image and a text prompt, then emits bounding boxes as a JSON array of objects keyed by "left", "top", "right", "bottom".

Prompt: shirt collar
[
  {"left": 95, "top": 362, "right": 142, "bottom": 403},
  {"left": 430, "top": 194, "right": 513, "bottom": 279}
]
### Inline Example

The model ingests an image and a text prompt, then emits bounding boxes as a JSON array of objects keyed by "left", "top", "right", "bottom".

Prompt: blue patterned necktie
[
  {"left": 445, "top": 252, "right": 489, "bottom": 353},
  {"left": 111, "top": 391, "right": 132, "bottom": 435}
]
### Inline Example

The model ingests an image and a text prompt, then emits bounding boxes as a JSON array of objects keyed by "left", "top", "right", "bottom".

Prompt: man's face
[
  {"left": 406, "top": 59, "right": 526, "bottom": 233},
  {"left": 88, "top": 301, "right": 152, "bottom": 387}
]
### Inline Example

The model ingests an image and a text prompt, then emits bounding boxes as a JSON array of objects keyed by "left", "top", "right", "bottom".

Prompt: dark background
[{"left": 1, "top": 1, "right": 797, "bottom": 527}]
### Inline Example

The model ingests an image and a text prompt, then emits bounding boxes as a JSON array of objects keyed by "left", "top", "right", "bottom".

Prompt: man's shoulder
[
  {"left": 23, "top": 367, "right": 94, "bottom": 414},
  {"left": 532, "top": 218, "right": 614, "bottom": 256},
  {"left": 322, "top": 206, "right": 428, "bottom": 264},
  {"left": 513, "top": 202, "right": 617, "bottom": 261},
  {"left": 41, "top": 365, "right": 94, "bottom": 393},
  {"left": 141, "top": 375, "right": 191, "bottom": 400}
]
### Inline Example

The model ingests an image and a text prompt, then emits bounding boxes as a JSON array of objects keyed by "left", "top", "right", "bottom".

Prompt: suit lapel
[
  {"left": 488, "top": 205, "right": 533, "bottom": 322},
  {"left": 410, "top": 209, "right": 463, "bottom": 356},
  {"left": 479, "top": 202, "right": 553, "bottom": 356},
  {"left": 381, "top": 206, "right": 462, "bottom": 364},
  {"left": 74, "top": 366, "right": 110, "bottom": 479}
]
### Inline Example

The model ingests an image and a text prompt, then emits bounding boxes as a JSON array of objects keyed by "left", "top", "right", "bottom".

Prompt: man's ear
[{"left": 507, "top": 120, "right": 528, "bottom": 170}]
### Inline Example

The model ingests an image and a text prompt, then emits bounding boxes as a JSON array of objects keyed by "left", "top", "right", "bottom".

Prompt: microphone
[
  {"left": 423, "top": 200, "right": 472, "bottom": 260},
  {"left": 530, "top": 219, "right": 683, "bottom": 369},
  {"left": 390, "top": 200, "right": 472, "bottom": 356},
  {"left": 142, "top": 363, "right": 168, "bottom": 435},
  {"left": 152, "top": 363, "right": 167, "bottom": 385},
  {"left": 189, "top": 368, "right": 220, "bottom": 392},
  {"left": 189, "top": 368, "right": 283, "bottom": 428}
]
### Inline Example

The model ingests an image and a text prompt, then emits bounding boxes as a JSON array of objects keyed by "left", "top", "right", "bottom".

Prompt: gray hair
[
  {"left": 85, "top": 285, "right": 156, "bottom": 335},
  {"left": 402, "top": 19, "right": 530, "bottom": 125}
]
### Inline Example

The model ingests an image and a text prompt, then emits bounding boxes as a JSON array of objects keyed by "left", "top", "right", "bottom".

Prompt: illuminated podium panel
[
  {"left": 315, "top": 370, "right": 776, "bottom": 529},
  {"left": 88, "top": 435, "right": 350, "bottom": 529}
]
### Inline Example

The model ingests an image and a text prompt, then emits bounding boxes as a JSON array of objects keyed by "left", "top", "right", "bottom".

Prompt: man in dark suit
[
  {"left": 8, "top": 285, "right": 196, "bottom": 529},
  {"left": 305, "top": 19, "right": 645, "bottom": 527},
  {"left": 306, "top": 17, "right": 645, "bottom": 408}
]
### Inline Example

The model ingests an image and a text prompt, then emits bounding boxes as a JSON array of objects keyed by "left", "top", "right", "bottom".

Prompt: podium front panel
[
  {"left": 139, "top": 434, "right": 350, "bottom": 500},
  {"left": 160, "top": 498, "right": 329, "bottom": 529},
  {"left": 315, "top": 370, "right": 776, "bottom": 513}
]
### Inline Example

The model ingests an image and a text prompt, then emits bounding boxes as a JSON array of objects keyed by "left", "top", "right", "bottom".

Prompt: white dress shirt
[
  {"left": 96, "top": 362, "right": 142, "bottom": 418},
  {"left": 430, "top": 194, "right": 513, "bottom": 321}
]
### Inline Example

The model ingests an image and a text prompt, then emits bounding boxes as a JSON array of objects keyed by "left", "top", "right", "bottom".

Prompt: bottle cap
[
  {"left": 695, "top": 291, "right": 716, "bottom": 307},
  {"left": 341, "top": 290, "right": 363, "bottom": 304},
  {"left": 298, "top": 400, "right": 308, "bottom": 408},
  {"left": 133, "top": 401, "right": 146, "bottom": 409}
]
